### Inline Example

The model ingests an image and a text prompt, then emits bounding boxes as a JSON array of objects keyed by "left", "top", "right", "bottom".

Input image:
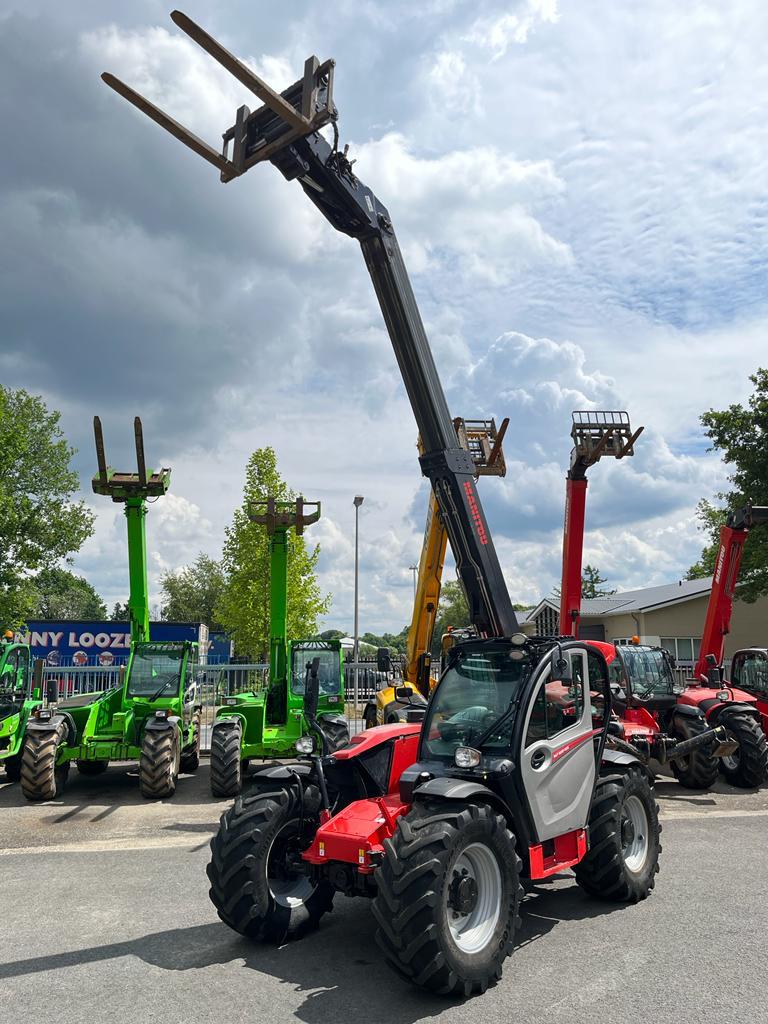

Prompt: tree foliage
[
  {"left": 111, "top": 601, "right": 130, "bottom": 621},
  {"left": 430, "top": 579, "right": 470, "bottom": 655},
  {"left": 160, "top": 554, "right": 226, "bottom": 630},
  {"left": 30, "top": 567, "right": 106, "bottom": 620},
  {"left": 217, "top": 448, "right": 330, "bottom": 659},
  {"left": 0, "top": 387, "right": 95, "bottom": 629},
  {"left": 551, "top": 565, "right": 614, "bottom": 601},
  {"left": 361, "top": 626, "right": 410, "bottom": 656},
  {"left": 686, "top": 368, "right": 768, "bottom": 601}
]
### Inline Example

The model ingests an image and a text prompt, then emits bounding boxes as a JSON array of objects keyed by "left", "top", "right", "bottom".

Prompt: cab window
[
  {"left": 733, "top": 653, "right": 768, "bottom": 696},
  {"left": 524, "top": 653, "right": 585, "bottom": 747}
]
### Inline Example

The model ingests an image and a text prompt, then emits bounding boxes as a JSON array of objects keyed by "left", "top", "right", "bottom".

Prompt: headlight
[
  {"left": 717, "top": 690, "right": 730, "bottom": 701},
  {"left": 454, "top": 746, "right": 481, "bottom": 768},
  {"left": 296, "top": 735, "right": 315, "bottom": 754},
  {"left": 155, "top": 709, "right": 169, "bottom": 718},
  {"left": 224, "top": 697, "right": 238, "bottom": 706}
]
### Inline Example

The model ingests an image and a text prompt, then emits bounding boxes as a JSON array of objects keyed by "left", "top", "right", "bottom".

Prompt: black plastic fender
[
  {"left": 27, "top": 712, "right": 76, "bottom": 745},
  {"left": 252, "top": 762, "right": 314, "bottom": 784},
  {"left": 705, "top": 700, "right": 761, "bottom": 725},
  {"left": 411, "top": 776, "right": 513, "bottom": 819},
  {"left": 671, "top": 704, "right": 705, "bottom": 719},
  {"left": 601, "top": 747, "right": 643, "bottom": 769},
  {"left": 144, "top": 714, "right": 181, "bottom": 734}
]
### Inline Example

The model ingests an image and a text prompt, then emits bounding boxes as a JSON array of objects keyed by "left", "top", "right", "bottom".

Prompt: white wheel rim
[
  {"left": 446, "top": 841, "right": 502, "bottom": 954},
  {"left": 622, "top": 794, "right": 650, "bottom": 873},
  {"left": 267, "top": 825, "right": 314, "bottom": 908}
]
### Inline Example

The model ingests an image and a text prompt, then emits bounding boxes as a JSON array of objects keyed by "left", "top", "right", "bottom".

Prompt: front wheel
[
  {"left": 180, "top": 713, "right": 201, "bottom": 774},
  {"left": 207, "top": 784, "right": 333, "bottom": 942},
  {"left": 139, "top": 725, "right": 180, "bottom": 799},
  {"left": 210, "top": 719, "right": 242, "bottom": 797},
  {"left": 373, "top": 801, "right": 522, "bottom": 997},
  {"left": 719, "top": 713, "right": 768, "bottom": 788},
  {"left": 20, "top": 723, "right": 70, "bottom": 802},
  {"left": 575, "top": 766, "right": 661, "bottom": 902}
]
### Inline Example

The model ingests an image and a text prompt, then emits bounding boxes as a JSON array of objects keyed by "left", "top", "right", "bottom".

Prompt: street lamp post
[
  {"left": 353, "top": 495, "right": 364, "bottom": 718},
  {"left": 409, "top": 564, "right": 418, "bottom": 600}
]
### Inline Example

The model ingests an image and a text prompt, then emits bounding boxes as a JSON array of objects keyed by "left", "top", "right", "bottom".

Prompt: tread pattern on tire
[
  {"left": 180, "top": 713, "right": 201, "bottom": 774},
  {"left": 670, "top": 715, "right": 719, "bottom": 789},
  {"left": 139, "top": 726, "right": 178, "bottom": 799},
  {"left": 720, "top": 713, "right": 768, "bottom": 788},
  {"left": 207, "top": 784, "right": 333, "bottom": 943},
  {"left": 20, "top": 722, "right": 68, "bottom": 801},
  {"left": 210, "top": 719, "right": 242, "bottom": 797},
  {"left": 575, "top": 766, "right": 661, "bottom": 903},
  {"left": 372, "top": 800, "right": 522, "bottom": 998}
]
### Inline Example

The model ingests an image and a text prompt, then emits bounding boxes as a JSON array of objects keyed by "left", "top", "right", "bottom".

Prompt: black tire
[
  {"left": 139, "top": 725, "right": 180, "bottom": 799},
  {"left": 317, "top": 713, "right": 349, "bottom": 752},
  {"left": 575, "top": 767, "right": 661, "bottom": 902},
  {"left": 180, "top": 713, "right": 201, "bottom": 774},
  {"left": 719, "top": 713, "right": 768, "bottom": 788},
  {"left": 669, "top": 715, "right": 719, "bottom": 789},
  {"left": 373, "top": 801, "right": 522, "bottom": 997},
  {"left": 207, "top": 784, "right": 334, "bottom": 942},
  {"left": 210, "top": 720, "right": 242, "bottom": 797},
  {"left": 4, "top": 754, "right": 22, "bottom": 781},
  {"left": 362, "top": 704, "right": 378, "bottom": 730},
  {"left": 20, "top": 723, "right": 69, "bottom": 801},
  {"left": 76, "top": 759, "right": 109, "bottom": 776}
]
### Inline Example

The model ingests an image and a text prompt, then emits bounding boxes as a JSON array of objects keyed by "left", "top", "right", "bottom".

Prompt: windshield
[
  {"left": 291, "top": 645, "right": 341, "bottom": 697},
  {"left": 126, "top": 646, "right": 184, "bottom": 698},
  {"left": 618, "top": 646, "right": 674, "bottom": 699},
  {"left": 422, "top": 645, "right": 531, "bottom": 761}
]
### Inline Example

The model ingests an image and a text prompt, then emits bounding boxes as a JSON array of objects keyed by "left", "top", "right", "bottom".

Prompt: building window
[{"left": 659, "top": 638, "right": 701, "bottom": 664}]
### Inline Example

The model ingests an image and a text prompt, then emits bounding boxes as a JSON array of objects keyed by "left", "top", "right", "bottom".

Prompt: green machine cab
[
  {"left": 19, "top": 418, "right": 203, "bottom": 802},
  {"left": 0, "top": 641, "right": 43, "bottom": 782},
  {"left": 209, "top": 497, "right": 348, "bottom": 796}
]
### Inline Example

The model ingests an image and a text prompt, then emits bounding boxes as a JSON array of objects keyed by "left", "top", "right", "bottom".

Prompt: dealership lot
[{"left": 1, "top": 764, "right": 767, "bottom": 1024}]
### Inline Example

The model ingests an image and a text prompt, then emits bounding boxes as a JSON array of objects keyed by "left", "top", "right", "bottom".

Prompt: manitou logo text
[{"left": 463, "top": 480, "right": 488, "bottom": 545}]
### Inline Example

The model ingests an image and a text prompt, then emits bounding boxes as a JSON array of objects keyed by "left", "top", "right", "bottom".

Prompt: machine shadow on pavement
[{"left": 0, "top": 871, "right": 635, "bottom": 1023}]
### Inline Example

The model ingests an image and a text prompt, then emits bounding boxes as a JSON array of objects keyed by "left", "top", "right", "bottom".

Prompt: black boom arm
[{"left": 102, "top": 11, "right": 518, "bottom": 638}]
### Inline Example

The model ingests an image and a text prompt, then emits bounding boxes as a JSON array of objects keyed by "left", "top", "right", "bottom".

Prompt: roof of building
[{"left": 525, "top": 576, "right": 714, "bottom": 623}]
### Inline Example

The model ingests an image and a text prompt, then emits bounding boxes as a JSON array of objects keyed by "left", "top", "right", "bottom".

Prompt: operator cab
[
  {"left": 609, "top": 644, "right": 682, "bottom": 711},
  {"left": 0, "top": 645, "right": 32, "bottom": 718},
  {"left": 290, "top": 641, "right": 343, "bottom": 704},
  {"left": 731, "top": 649, "right": 768, "bottom": 697}
]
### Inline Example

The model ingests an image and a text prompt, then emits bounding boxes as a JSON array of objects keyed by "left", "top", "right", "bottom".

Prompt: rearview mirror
[
  {"left": 395, "top": 685, "right": 413, "bottom": 700},
  {"left": 46, "top": 678, "right": 59, "bottom": 705},
  {"left": 377, "top": 647, "right": 391, "bottom": 673},
  {"left": 304, "top": 657, "right": 321, "bottom": 720},
  {"left": 551, "top": 649, "right": 572, "bottom": 684}
]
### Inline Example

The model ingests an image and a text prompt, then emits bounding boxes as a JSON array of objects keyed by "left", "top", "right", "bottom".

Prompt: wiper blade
[{"left": 146, "top": 678, "right": 175, "bottom": 702}]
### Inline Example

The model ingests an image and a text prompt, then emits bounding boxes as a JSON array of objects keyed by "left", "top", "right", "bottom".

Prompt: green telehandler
[
  {"left": 0, "top": 640, "right": 43, "bottom": 782},
  {"left": 20, "top": 417, "right": 203, "bottom": 802},
  {"left": 209, "top": 497, "right": 348, "bottom": 797}
]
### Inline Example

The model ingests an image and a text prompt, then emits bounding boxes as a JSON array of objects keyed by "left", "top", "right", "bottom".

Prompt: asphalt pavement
[{"left": 1, "top": 761, "right": 767, "bottom": 1024}]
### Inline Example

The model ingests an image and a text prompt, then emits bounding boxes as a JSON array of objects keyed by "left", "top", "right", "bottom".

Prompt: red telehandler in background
[
  {"left": 690, "top": 506, "right": 768, "bottom": 781},
  {"left": 558, "top": 421, "right": 764, "bottom": 788}
]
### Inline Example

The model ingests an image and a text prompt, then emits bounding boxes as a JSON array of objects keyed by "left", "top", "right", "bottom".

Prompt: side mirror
[
  {"left": 32, "top": 658, "right": 44, "bottom": 698},
  {"left": 377, "top": 647, "right": 391, "bottom": 674},
  {"left": 551, "top": 649, "right": 572, "bottom": 684},
  {"left": 395, "top": 685, "right": 413, "bottom": 700},
  {"left": 46, "top": 678, "right": 59, "bottom": 705},
  {"left": 609, "top": 681, "right": 626, "bottom": 699},
  {"left": 415, "top": 652, "right": 432, "bottom": 698},
  {"left": 304, "top": 657, "right": 321, "bottom": 721}
]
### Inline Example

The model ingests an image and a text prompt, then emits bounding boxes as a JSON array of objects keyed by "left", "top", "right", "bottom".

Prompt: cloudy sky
[{"left": 2, "top": 0, "right": 767, "bottom": 633}]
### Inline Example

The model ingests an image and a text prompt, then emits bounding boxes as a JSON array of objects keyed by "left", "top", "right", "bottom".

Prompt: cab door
[{"left": 519, "top": 649, "right": 598, "bottom": 842}]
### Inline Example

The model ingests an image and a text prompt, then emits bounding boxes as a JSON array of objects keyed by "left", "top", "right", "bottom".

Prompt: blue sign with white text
[{"left": 16, "top": 621, "right": 231, "bottom": 666}]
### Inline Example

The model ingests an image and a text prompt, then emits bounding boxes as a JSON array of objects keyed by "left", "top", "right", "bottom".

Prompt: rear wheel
[
  {"left": 4, "top": 754, "right": 22, "bottom": 781},
  {"left": 373, "top": 800, "right": 521, "bottom": 997},
  {"left": 210, "top": 719, "right": 242, "bottom": 797},
  {"left": 139, "top": 726, "right": 180, "bottom": 799},
  {"left": 719, "top": 714, "right": 768, "bottom": 788},
  {"left": 76, "top": 759, "right": 109, "bottom": 775},
  {"left": 575, "top": 767, "right": 661, "bottom": 902},
  {"left": 20, "top": 723, "right": 69, "bottom": 801},
  {"left": 670, "top": 715, "right": 719, "bottom": 789},
  {"left": 207, "top": 784, "right": 333, "bottom": 942},
  {"left": 362, "top": 704, "right": 377, "bottom": 730},
  {"left": 317, "top": 713, "right": 349, "bottom": 752},
  {"left": 180, "top": 713, "right": 201, "bottom": 774}
]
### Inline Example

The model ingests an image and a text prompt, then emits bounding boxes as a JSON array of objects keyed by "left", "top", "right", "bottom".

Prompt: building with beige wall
[{"left": 520, "top": 577, "right": 768, "bottom": 668}]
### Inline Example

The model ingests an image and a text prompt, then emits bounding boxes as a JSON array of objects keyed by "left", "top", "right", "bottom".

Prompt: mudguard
[
  {"left": 601, "top": 748, "right": 644, "bottom": 769},
  {"left": 671, "top": 704, "right": 705, "bottom": 719},
  {"left": 144, "top": 714, "right": 181, "bottom": 733},
  {"left": 27, "top": 712, "right": 76, "bottom": 745},
  {"left": 252, "top": 762, "right": 314, "bottom": 785},
  {"left": 411, "top": 776, "right": 513, "bottom": 818},
  {"left": 705, "top": 700, "right": 760, "bottom": 724}
]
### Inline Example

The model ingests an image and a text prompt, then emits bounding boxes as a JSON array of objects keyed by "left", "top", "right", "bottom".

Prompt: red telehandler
[
  {"left": 689, "top": 506, "right": 768, "bottom": 783},
  {"left": 103, "top": 16, "right": 662, "bottom": 997},
  {"left": 558, "top": 423, "right": 763, "bottom": 789}
]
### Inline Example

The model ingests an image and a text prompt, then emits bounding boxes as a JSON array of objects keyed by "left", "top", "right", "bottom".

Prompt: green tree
[
  {"left": 30, "top": 567, "right": 106, "bottom": 619},
  {"left": 217, "top": 448, "right": 330, "bottom": 659},
  {"left": 361, "top": 626, "right": 410, "bottom": 656},
  {"left": 581, "top": 564, "right": 615, "bottom": 599},
  {"left": 430, "top": 579, "right": 470, "bottom": 655},
  {"left": 686, "top": 369, "right": 768, "bottom": 601},
  {"left": 160, "top": 553, "right": 226, "bottom": 630},
  {"left": 111, "top": 601, "right": 130, "bottom": 620},
  {"left": 0, "top": 387, "right": 95, "bottom": 629}
]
